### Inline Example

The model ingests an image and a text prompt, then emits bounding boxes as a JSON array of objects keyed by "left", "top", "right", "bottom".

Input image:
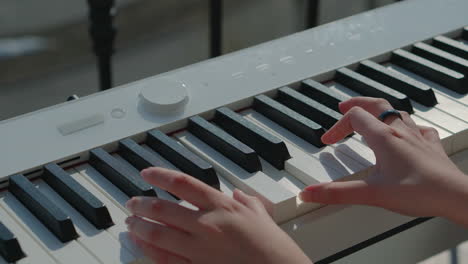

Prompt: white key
[
  {"left": 387, "top": 64, "right": 468, "bottom": 117},
  {"left": 35, "top": 180, "right": 136, "bottom": 264},
  {"left": 0, "top": 196, "right": 56, "bottom": 264},
  {"left": 174, "top": 134, "right": 304, "bottom": 194},
  {"left": 242, "top": 110, "right": 369, "bottom": 182},
  {"left": 70, "top": 167, "right": 149, "bottom": 263},
  {"left": 409, "top": 113, "right": 452, "bottom": 139},
  {"left": 328, "top": 82, "right": 467, "bottom": 134},
  {"left": 409, "top": 101, "right": 466, "bottom": 134},
  {"left": 175, "top": 131, "right": 299, "bottom": 223},
  {"left": 386, "top": 64, "right": 468, "bottom": 106},
  {"left": 0, "top": 192, "right": 99, "bottom": 264}
]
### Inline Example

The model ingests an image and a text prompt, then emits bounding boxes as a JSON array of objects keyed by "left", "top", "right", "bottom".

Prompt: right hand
[{"left": 300, "top": 97, "right": 468, "bottom": 226}]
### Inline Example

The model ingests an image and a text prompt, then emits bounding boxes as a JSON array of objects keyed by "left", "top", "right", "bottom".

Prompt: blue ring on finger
[{"left": 378, "top": 109, "right": 402, "bottom": 123}]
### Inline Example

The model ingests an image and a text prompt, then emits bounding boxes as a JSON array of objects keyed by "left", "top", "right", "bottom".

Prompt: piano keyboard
[{"left": 0, "top": 0, "right": 467, "bottom": 263}]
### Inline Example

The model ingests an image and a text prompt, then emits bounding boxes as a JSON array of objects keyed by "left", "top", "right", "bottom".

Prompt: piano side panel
[
  {"left": 334, "top": 218, "right": 468, "bottom": 264},
  {"left": 282, "top": 148, "right": 468, "bottom": 263}
]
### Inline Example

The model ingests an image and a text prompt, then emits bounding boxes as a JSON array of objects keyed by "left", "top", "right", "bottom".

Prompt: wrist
[{"left": 440, "top": 171, "right": 468, "bottom": 228}]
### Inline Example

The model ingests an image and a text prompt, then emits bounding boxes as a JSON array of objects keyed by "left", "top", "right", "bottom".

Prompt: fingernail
[
  {"left": 304, "top": 185, "right": 320, "bottom": 192},
  {"left": 140, "top": 169, "right": 151, "bottom": 178},
  {"left": 125, "top": 198, "right": 134, "bottom": 210},
  {"left": 299, "top": 185, "right": 320, "bottom": 201}
]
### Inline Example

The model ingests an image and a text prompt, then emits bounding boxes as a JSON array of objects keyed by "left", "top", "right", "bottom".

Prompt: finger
[
  {"left": 398, "top": 111, "right": 418, "bottom": 130},
  {"left": 232, "top": 189, "right": 268, "bottom": 214},
  {"left": 321, "top": 106, "right": 396, "bottom": 149},
  {"left": 141, "top": 167, "right": 224, "bottom": 210},
  {"left": 126, "top": 215, "right": 192, "bottom": 257},
  {"left": 299, "top": 181, "right": 378, "bottom": 206},
  {"left": 418, "top": 126, "right": 445, "bottom": 153},
  {"left": 126, "top": 196, "right": 200, "bottom": 232},
  {"left": 339, "top": 97, "right": 408, "bottom": 128},
  {"left": 130, "top": 234, "right": 190, "bottom": 264},
  {"left": 418, "top": 125, "right": 441, "bottom": 143}
]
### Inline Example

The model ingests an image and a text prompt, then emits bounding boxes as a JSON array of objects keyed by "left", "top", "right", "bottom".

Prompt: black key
[
  {"left": 89, "top": 148, "right": 157, "bottom": 197},
  {"left": 188, "top": 116, "right": 262, "bottom": 173},
  {"left": 42, "top": 163, "right": 114, "bottom": 230},
  {"left": 213, "top": 107, "right": 291, "bottom": 170},
  {"left": 119, "top": 138, "right": 180, "bottom": 200},
  {"left": 392, "top": 49, "right": 467, "bottom": 94},
  {"left": 277, "top": 86, "right": 342, "bottom": 129},
  {"left": 252, "top": 95, "right": 325, "bottom": 147},
  {"left": 335, "top": 67, "right": 414, "bottom": 113},
  {"left": 412, "top": 42, "right": 468, "bottom": 74},
  {"left": 9, "top": 174, "right": 78, "bottom": 243},
  {"left": 432, "top": 36, "right": 468, "bottom": 60},
  {"left": 146, "top": 130, "right": 220, "bottom": 189},
  {"left": 0, "top": 221, "right": 25, "bottom": 262},
  {"left": 119, "top": 138, "right": 170, "bottom": 171},
  {"left": 357, "top": 60, "right": 437, "bottom": 107},
  {"left": 299, "top": 79, "right": 347, "bottom": 112},
  {"left": 463, "top": 26, "right": 468, "bottom": 41}
]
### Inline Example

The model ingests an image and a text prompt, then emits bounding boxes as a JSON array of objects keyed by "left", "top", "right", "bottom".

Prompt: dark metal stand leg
[
  {"left": 306, "top": 0, "right": 320, "bottom": 29},
  {"left": 87, "top": 0, "right": 116, "bottom": 91},
  {"left": 210, "top": 0, "right": 222, "bottom": 57}
]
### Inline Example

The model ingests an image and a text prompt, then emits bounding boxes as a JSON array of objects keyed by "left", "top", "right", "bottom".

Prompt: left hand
[{"left": 125, "top": 167, "right": 312, "bottom": 264}]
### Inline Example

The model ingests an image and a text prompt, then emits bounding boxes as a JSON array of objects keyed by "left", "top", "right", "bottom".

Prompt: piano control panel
[{"left": 0, "top": 0, "right": 467, "bottom": 263}]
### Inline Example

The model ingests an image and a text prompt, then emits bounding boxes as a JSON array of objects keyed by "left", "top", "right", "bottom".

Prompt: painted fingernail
[
  {"left": 304, "top": 185, "right": 320, "bottom": 192},
  {"left": 299, "top": 185, "right": 320, "bottom": 201}
]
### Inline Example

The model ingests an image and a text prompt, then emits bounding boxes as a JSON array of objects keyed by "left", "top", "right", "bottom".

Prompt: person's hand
[
  {"left": 299, "top": 97, "right": 468, "bottom": 227},
  {"left": 125, "top": 167, "right": 312, "bottom": 264}
]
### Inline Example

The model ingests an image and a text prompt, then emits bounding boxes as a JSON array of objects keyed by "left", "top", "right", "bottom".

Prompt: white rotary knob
[{"left": 139, "top": 78, "right": 189, "bottom": 114}]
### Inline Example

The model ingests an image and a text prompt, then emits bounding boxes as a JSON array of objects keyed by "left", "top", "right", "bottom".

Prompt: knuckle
[
  {"left": 374, "top": 128, "right": 398, "bottom": 143},
  {"left": 249, "top": 196, "right": 262, "bottom": 205},
  {"left": 347, "top": 106, "right": 364, "bottom": 117},
  {"left": 399, "top": 111, "right": 410, "bottom": 120},
  {"left": 170, "top": 174, "right": 190, "bottom": 189},
  {"left": 426, "top": 127, "right": 439, "bottom": 136},
  {"left": 197, "top": 215, "right": 223, "bottom": 233},
  {"left": 150, "top": 199, "right": 164, "bottom": 212},
  {"left": 374, "top": 126, "right": 394, "bottom": 137},
  {"left": 220, "top": 200, "right": 242, "bottom": 214}
]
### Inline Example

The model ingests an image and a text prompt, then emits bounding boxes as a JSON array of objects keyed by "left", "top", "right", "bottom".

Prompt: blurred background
[{"left": 0, "top": 0, "right": 397, "bottom": 121}]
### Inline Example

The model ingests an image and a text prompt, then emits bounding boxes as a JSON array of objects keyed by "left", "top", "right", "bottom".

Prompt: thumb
[{"left": 299, "top": 181, "right": 376, "bottom": 205}]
